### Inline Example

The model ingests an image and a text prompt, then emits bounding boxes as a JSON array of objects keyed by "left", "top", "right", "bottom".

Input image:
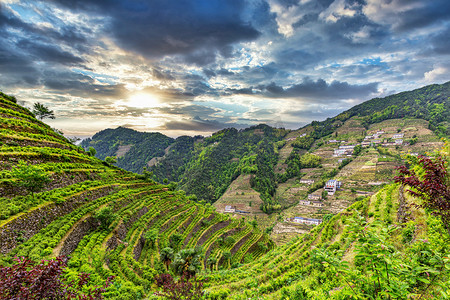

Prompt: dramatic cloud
[
  {"left": 0, "top": 0, "right": 448, "bottom": 137},
  {"left": 261, "top": 78, "right": 379, "bottom": 100}
]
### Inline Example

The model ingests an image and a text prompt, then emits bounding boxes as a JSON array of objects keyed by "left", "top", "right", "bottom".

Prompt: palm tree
[
  {"left": 160, "top": 247, "right": 174, "bottom": 271},
  {"left": 171, "top": 248, "right": 202, "bottom": 278}
]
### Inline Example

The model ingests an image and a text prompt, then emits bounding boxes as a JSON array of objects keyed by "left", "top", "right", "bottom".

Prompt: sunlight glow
[{"left": 127, "top": 93, "right": 160, "bottom": 108}]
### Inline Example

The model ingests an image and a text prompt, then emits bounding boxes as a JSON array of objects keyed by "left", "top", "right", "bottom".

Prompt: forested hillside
[
  {"left": 0, "top": 95, "right": 273, "bottom": 299},
  {"left": 81, "top": 127, "right": 174, "bottom": 173}
]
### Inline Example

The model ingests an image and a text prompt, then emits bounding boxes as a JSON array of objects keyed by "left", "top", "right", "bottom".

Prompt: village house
[
  {"left": 299, "top": 179, "right": 315, "bottom": 185},
  {"left": 371, "top": 139, "right": 382, "bottom": 144},
  {"left": 395, "top": 139, "right": 403, "bottom": 145},
  {"left": 224, "top": 205, "right": 236, "bottom": 213},
  {"left": 299, "top": 200, "right": 310, "bottom": 206},
  {"left": 324, "top": 179, "right": 341, "bottom": 195},
  {"left": 361, "top": 141, "right": 371, "bottom": 147},
  {"left": 289, "top": 217, "right": 322, "bottom": 226},
  {"left": 392, "top": 133, "right": 404, "bottom": 139},
  {"left": 310, "top": 201, "right": 324, "bottom": 207},
  {"left": 307, "top": 194, "right": 321, "bottom": 200},
  {"left": 328, "top": 139, "right": 339, "bottom": 143}
]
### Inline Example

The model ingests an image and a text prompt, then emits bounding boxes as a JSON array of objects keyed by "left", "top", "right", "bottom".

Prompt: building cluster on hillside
[
  {"left": 299, "top": 199, "right": 324, "bottom": 207},
  {"left": 332, "top": 130, "right": 408, "bottom": 157},
  {"left": 224, "top": 205, "right": 250, "bottom": 214},
  {"left": 333, "top": 145, "right": 355, "bottom": 156},
  {"left": 287, "top": 217, "right": 322, "bottom": 226}
]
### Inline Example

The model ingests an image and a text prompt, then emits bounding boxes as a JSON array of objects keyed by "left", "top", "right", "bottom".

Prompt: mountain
[
  {"left": 0, "top": 94, "right": 272, "bottom": 298},
  {"left": 83, "top": 82, "right": 449, "bottom": 222},
  {"left": 81, "top": 126, "right": 174, "bottom": 173}
]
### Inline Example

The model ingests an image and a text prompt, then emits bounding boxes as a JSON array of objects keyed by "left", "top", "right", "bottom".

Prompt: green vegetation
[
  {"left": 9, "top": 160, "right": 51, "bottom": 199},
  {"left": 81, "top": 127, "right": 174, "bottom": 173},
  {"left": 0, "top": 94, "right": 271, "bottom": 299},
  {"left": 32, "top": 102, "right": 55, "bottom": 120},
  {"left": 1, "top": 82, "right": 449, "bottom": 299}
]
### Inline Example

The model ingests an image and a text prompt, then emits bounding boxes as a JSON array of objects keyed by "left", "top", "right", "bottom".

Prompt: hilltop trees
[{"left": 32, "top": 102, "right": 55, "bottom": 120}]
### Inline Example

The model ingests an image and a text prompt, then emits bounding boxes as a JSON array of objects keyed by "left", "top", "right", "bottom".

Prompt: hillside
[
  {"left": 81, "top": 127, "right": 174, "bottom": 174},
  {"left": 82, "top": 82, "right": 449, "bottom": 244},
  {"left": 203, "top": 179, "right": 450, "bottom": 299},
  {"left": 0, "top": 95, "right": 273, "bottom": 298}
]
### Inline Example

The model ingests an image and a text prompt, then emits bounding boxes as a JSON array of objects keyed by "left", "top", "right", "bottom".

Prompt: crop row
[{"left": 0, "top": 116, "right": 63, "bottom": 139}]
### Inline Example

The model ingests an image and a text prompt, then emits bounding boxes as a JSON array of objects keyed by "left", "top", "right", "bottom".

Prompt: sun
[{"left": 127, "top": 93, "right": 160, "bottom": 108}]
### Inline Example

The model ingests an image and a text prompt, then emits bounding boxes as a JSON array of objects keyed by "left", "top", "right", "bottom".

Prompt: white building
[
  {"left": 291, "top": 217, "right": 322, "bottom": 226},
  {"left": 299, "top": 179, "right": 315, "bottom": 185},
  {"left": 224, "top": 205, "right": 236, "bottom": 213},
  {"left": 324, "top": 180, "right": 342, "bottom": 195},
  {"left": 299, "top": 200, "right": 311, "bottom": 206},
  {"left": 308, "top": 194, "right": 321, "bottom": 200},
  {"left": 311, "top": 201, "right": 324, "bottom": 207}
]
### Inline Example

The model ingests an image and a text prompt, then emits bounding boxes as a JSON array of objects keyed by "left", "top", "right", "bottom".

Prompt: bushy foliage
[
  {"left": 154, "top": 273, "right": 203, "bottom": 300},
  {"left": 0, "top": 256, "right": 113, "bottom": 299},
  {"left": 395, "top": 153, "right": 450, "bottom": 232},
  {"left": 10, "top": 160, "right": 51, "bottom": 198}
]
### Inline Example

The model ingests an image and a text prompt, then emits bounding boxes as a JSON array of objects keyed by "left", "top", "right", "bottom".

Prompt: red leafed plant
[
  {"left": 154, "top": 273, "right": 204, "bottom": 300},
  {"left": 0, "top": 256, "right": 114, "bottom": 300},
  {"left": 395, "top": 154, "right": 450, "bottom": 232}
]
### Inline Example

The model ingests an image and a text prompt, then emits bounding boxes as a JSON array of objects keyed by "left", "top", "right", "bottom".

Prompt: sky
[{"left": 1, "top": 0, "right": 449, "bottom": 138}]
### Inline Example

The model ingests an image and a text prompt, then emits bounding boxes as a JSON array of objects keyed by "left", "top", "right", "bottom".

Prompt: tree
[
  {"left": 88, "top": 147, "right": 97, "bottom": 157},
  {"left": 171, "top": 248, "right": 202, "bottom": 278},
  {"left": 10, "top": 160, "right": 51, "bottom": 199},
  {"left": 144, "top": 229, "right": 158, "bottom": 249},
  {"left": 395, "top": 154, "right": 450, "bottom": 233},
  {"left": 206, "top": 257, "right": 217, "bottom": 271},
  {"left": 95, "top": 206, "right": 115, "bottom": 229},
  {"left": 222, "top": 251, "right": 232, "bottom": 268},
  {"left": 353, "top": 144, "right": 362, "bottom": 157},
  {"left": 104, "top": 156, "right": 117, "bottom": 165},
  {"left": 160, "top": 247, "right": 174, "bottom": 271},
  {"left": 32, "top": 102, "right": 55, "bottom": 120},
  {"left": 0, "top": 256, "right": 114, "bottom": 299}
]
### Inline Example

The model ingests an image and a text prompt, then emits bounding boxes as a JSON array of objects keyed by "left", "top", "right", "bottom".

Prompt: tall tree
[
  {"left": 32, "top": 102, "right": 55, "bottom": 120},
  {"left": 160, "top": 247, "right": 174, "bottom": 271}
]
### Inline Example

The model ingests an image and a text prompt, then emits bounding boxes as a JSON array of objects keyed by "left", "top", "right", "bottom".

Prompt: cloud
[
  {"left": 261, "top": 78, "right": 379, "bottom": 100},
  {"left": 46, "top": 0, "right": 260, "bottom": 65},
  {"left": 363, "top": 0, "right": 450, "bottom": 32},
  {"left": 319, "top": 0, "right": 359, "bottom": 23},
  {"left": 424, "top": 65, "right": 449, "bottom": 83}
]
